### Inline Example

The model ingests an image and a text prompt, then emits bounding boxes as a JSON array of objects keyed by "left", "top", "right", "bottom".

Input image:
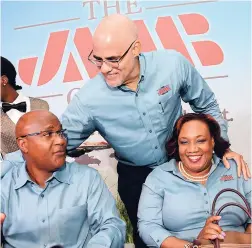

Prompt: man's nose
[
  {"left": 54, "top": 133, "right": 67, "bottom": 146},
  {"left": 100, "top": 62, "right": 112, "bottom": 74}
]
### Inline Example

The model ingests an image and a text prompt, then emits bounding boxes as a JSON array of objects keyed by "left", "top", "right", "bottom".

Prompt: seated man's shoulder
[
  {"left": 66, "top": 161, "right": 100, "bottom": 182},
  {"left": 1, "top": 159, "right": 25, "bottom": 196},
  {"left": 1, "top": 150, "right": 24, "bottom": 178}
]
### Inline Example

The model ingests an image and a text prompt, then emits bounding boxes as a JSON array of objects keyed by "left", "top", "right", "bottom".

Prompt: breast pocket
[
  {"left": 57, "top": 204, "right": 88, "bottom": 245},
  {"left": 158, "top": 93, "right": 181, "bottom": 130}
]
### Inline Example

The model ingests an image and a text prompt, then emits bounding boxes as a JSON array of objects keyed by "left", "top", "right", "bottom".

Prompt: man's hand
[
  {"left": 222, "top": 150, "right": 251, "bottom": 180},
  {"left": 197, "top": 216, "right": 225, "bottom": 241},
  {"left": 1, "top": 213, "right": 6, "bottom": 225}
]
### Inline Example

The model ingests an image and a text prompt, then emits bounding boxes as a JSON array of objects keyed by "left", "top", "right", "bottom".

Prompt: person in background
[
  {"left": 1, "top": 110, "right": 125, "bottom": 248},
  {"left": 0, "top": 56, "right": 49, "bottom": 158},
  {"left": 61, "top": 14, "right": 250, "bottom": 248},
  {"left": 138, "top": 113, "right": 251, "bottom": 248}
]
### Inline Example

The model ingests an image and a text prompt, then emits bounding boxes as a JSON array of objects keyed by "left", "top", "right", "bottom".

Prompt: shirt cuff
[{"left": 150, "top": 228, "right": 173, "bottom": 247}]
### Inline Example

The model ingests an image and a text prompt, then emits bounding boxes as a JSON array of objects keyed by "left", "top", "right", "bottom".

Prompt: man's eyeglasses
[
  {"left": 16, "top": 129, "right": 67, "bottom": 140},
  {"left": 88, "top": 40, "right": 136, "bottom": 69}
]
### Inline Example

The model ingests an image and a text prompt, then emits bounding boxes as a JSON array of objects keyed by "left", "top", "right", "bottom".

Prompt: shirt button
[
  {"left": 136, "top": 93, "right": 138, "bottom": 97},
  {"left": 42, "top": 219, "right": 45, "bottom": 223},
  {"left": 155, "top": 146, "right": 158, "bottom": 149},
  {"left": 157, "top": 239, "right": 159, "bottom": 242},
  {"left": 149, "top": 130, "right": 152, "bottom": 133},
  {"left": 205, "top": 201, "right": 208, "bottom": 204},
  {"left": 41, "top": 194, "right": 44, "bottom": 198},
  {"left": 204, "top": 193, "right": 207, "bottom": 196},
  {"left": 143, "top": 112, "right": 146, "bottom": 116},
  {"left": 206, "top": 211, "right": 209, "bottom": 214}
]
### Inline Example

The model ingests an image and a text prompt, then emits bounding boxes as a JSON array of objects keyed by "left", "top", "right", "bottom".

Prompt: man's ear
[
  {"left": 16, "top": 138, "right": 28, "bottom": 153},
  {"left": 1, "top": 75, "right": 8, "bottom": 86},
  {"left": 133, "top": 40, "right": 141, "bottom": 57}
]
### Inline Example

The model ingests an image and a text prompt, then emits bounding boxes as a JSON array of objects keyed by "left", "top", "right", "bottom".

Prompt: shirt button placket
[{"left": 204, "top": 190, "right": 210, "bottom": 214}]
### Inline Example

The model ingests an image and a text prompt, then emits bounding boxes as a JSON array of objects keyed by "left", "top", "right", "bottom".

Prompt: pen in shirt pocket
[{"left": 159, "top": 102, "right": 164, "bottom": 113}]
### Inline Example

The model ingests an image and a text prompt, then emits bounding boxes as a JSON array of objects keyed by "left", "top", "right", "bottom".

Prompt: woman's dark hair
[
  {"left": 1, "top": 56, "right": 22, "bottom": 90},
  {"left": 166, "top": 113, "right": 230, "bottom": 161}
]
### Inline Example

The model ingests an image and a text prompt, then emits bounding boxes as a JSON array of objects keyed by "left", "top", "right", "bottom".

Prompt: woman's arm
[
  {"left": 160, "top": 236, "right": 190, "bottom": 248},
  {"left": 138, "top": 182, "right": 192, "bottom": 247}
]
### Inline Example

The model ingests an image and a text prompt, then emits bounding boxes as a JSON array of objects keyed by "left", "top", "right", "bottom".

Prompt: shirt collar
[
  {"left": 14, "top": 161, "right": 33, "bottom": 190},
  {"left": 14, "top": 162, "right": 71, "bottom": 190},
  {"left": 139, "top": 53, "right": 146, "bottom": 79},
  {"left": 53, "top": 163, "right": 72, "bottom": 185}
]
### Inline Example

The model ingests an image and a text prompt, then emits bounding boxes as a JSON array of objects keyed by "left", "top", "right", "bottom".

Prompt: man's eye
[
  {"left": 107, "top": 60, "right": 119, "bottom": 63},
  {"left": 43, "top": 132, "right": 53, "bottom": 137}
]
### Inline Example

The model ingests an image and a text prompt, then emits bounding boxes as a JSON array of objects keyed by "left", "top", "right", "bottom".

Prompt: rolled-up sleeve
[
  {"left": 178, "top": 53, "right": 228, "bottom": 141},
  {"left": 86, "top": 171, "right": 126, "bottom": 248},
  {"left": 138, "top": 182, "right": 172, "bottom": 247},
  {"left": 61, "top": 93, "right": 95, "bottom": 151}
]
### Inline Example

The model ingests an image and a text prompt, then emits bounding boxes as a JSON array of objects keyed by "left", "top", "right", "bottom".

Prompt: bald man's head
[
  {"left": 93, "top": 14, "right": 138, "bottom": 46},
  {"left": 15, "top": 110, "right": 67, "bottom": 172},
  {"left": 15, "top": 110, "right": 59, "bottom": 138},
  {"left": 90, "top": 14, "right": 141, "bottom": 88}
]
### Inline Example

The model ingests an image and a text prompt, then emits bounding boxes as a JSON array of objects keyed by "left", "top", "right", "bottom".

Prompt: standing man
[
  {"left": 61, "top": 14, "right": 250, "bottom": 248},
  {"left": 0, "top": 56, "right": 49, "bottom": 157}
]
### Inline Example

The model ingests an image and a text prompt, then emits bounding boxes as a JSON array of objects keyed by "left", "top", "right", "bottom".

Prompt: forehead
[
  {"left": 179, "top": 120, "right": 210, "bottom": 136},
  {"left": 92, "top": 38, "right": 127, "bottom": 58},
  {"left": 24, "top": 115, "right": 61, "bottom": 133}
]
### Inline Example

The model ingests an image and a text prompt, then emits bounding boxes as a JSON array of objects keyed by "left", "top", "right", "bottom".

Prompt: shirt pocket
[
  {"left": 56, "top": 204, "right": 88, "bottom": 245},
  {"left": 158, "top": 93, "right": 181, "bottom": 130}
]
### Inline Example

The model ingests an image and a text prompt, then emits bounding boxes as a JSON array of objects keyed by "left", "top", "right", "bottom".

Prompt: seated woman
[{"left": 138, "top": 113, "right": 251, "bottom": 248}]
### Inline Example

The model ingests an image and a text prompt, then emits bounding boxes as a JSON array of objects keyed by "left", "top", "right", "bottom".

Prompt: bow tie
[{"left": 2, "top": 102, "right": 27, "bottom": 113}]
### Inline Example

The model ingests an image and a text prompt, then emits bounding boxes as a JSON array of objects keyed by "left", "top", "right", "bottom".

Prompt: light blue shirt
[
  {"left": 62, "top": 50, "right": 228, "bottom": 167},
  {"left": 137, "top": 155, "right": 251, "bottom": 247},
  {"left": 1, "top": 160, "right": 126, "bottom": 248}
]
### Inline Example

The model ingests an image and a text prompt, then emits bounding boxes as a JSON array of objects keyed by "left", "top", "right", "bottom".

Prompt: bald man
[
  {"left": 61, "top": 14, "right": 250, "bottom": 248},
  {"left": 1, "top": 110, "right": 125, "bottom": 248}
]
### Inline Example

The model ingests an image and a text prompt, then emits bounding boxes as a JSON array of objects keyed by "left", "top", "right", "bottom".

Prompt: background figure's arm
[
  {"left": 178, "top": 53, "right": 228, "bottom": 141},
  {"left": 86, "top": 171, "right": 126, "bottom": 248},
  {"left": 61, "top": 94, "right": 96, "bottom": 152}
]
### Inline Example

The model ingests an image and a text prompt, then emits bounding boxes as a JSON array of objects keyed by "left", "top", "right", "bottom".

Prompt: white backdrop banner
[{"left": 2, "top": 0, "right": 251, "bottom": 170}]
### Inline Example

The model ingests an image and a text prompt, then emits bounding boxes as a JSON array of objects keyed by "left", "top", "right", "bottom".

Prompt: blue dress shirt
[
  {"left": 1, "top": 161, "right": 126, "bottom": 248},
  {"left": 62, "top": 50, "right": 228, "bottom": 167},
  {"left": 137, "top": 155, "right": 251, "bottom": 247}
]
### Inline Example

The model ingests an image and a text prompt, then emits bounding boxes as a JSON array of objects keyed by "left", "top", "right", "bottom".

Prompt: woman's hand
[{"left": 197, "top": 216, "right": 226, "bottom": 241}]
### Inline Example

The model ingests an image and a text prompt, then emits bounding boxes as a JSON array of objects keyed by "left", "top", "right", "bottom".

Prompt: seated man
[{"left": 1, "top": 110, "right": 125, "bottom": 248}]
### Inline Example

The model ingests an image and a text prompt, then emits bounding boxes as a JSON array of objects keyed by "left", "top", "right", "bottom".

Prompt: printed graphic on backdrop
[{"left": 2, "top": 0, "right": 251, "bottom": 176}]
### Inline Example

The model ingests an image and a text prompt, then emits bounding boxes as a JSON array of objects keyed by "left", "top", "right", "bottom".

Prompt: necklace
[{"left": 178, "top": 161, "right": 211, "bottom": 182}]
